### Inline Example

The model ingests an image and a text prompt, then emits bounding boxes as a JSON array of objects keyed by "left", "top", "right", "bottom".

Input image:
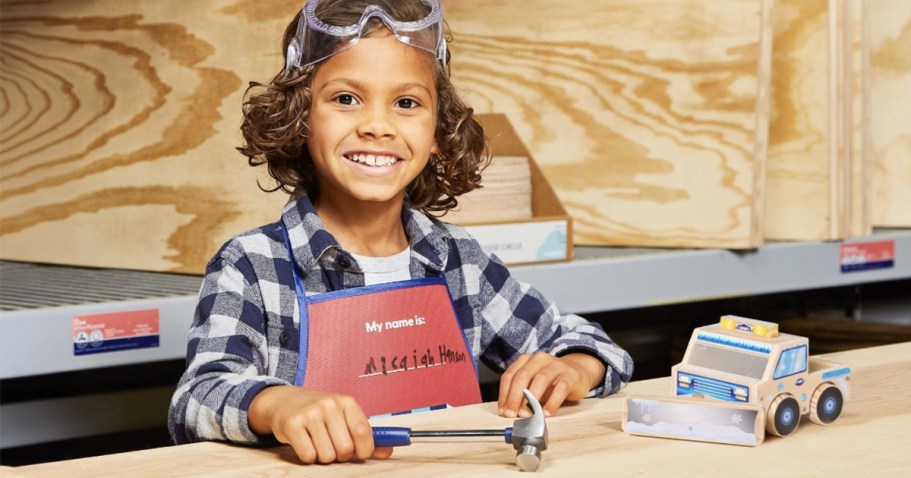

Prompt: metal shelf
[
  {"left": 512, "top": 229, "right": 911, "bottom": 314},
  {"left": 0, "top": 262, "right": 201, "bottom": 380},
  {"left": 1, "top": 229, "right": 909, "bottom": 378}
]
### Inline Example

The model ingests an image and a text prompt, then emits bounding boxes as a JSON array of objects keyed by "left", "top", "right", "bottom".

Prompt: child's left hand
[{"left": 497, "top": 352, "right": 606, "bottom": 418}]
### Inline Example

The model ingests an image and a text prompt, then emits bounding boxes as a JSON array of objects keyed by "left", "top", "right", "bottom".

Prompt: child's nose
[{"left": 357, "top": 105, "right": 396, "bottom": 140}]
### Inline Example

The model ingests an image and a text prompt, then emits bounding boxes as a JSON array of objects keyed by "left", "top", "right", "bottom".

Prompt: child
[{"left": 169, "top": 0, "right": 633, "bottom": 465}]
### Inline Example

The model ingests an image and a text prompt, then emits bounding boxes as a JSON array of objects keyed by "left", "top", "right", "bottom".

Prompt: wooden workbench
[{"left": 8, "top": 342, "right": 911, "bottom": 477}]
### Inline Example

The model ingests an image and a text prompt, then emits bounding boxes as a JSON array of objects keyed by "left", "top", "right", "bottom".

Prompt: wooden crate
[{"left": 452, "top": 114, "right": 574, "bottom": 265}]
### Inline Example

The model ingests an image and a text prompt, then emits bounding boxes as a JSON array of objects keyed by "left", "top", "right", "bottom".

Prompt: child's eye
[
  {"left": 334, "top": 94, "right": 358, "bottom": 105},
  {"left": 396, "top": 98, "right": 419, "bottom": 109}
]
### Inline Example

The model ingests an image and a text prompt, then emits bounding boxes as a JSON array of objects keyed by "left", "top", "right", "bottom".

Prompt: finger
[
  {"left": 372, "top": 447, "right": 395, "bottom": 460},
  {"left": 285, "top": 427, "right": 319, "bottom": 465},
  {"left": 341, "top": 399, "right": 375, "bottom": 461},
  {"left": 501, "top": 367, "right": 536, "bottom": 417},
  {"left": 305, "top": 419, "right": 338, "bottom": 464},
  {"left": 522, "top": 368, "right": 560, "bottom": 418},
  {"left": 541, "top": 375, "right": 572, "bottom": 417},
  {"left": 502, "top": 355, "right": 549, "bottom": 417},
  {"left": 325, "top": 403, "right": 357, "bottom": 463},
  {"left": 498, "top": 354, "right": 531, "bottom": 415}
]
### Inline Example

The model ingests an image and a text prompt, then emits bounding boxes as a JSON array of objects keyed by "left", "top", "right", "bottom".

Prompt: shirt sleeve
[
  {"left": 168, "top": 244, "right": 289, "bottom": 445},
  {"left": 466, "top": 242, "right": 634, "bottom": 397}
]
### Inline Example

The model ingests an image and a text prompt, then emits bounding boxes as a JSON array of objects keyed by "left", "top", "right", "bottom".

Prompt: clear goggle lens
[{"left": 285, "top": 0, "right": 447, "bottom": 71}]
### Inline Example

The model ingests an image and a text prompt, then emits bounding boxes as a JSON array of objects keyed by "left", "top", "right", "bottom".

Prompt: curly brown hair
[{"left": 238, "top": 0, "right": 489, "bottom": 216}]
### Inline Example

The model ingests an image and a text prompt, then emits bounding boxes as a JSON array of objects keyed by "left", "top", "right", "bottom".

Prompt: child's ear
[{"left": 431, "top": 142, "right": 441, "bottom": 155}]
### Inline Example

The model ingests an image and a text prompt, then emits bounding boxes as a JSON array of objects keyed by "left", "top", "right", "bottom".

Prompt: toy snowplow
[{"left": 622, "top": 315, "right": 851, "bottom": 446}]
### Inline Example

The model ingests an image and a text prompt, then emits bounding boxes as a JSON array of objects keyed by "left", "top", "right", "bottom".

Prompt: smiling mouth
[{"left": 345, "top": 153, "right": 400, "bottom": 167}]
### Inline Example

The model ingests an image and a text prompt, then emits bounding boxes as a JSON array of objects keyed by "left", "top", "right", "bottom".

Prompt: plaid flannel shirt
[{"left": 168, "top": 194, "right": 633, "bottom": 445}]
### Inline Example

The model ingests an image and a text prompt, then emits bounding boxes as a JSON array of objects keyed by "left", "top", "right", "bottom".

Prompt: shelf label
[
  {"left": 464, "top": 220, "right": 569, "bottom": 264},
  {"left": 840, "top": 240, "right": 895, "bottom": 273},
  {"left": 73, "top": 309, "right": 160, "bottom": 356}
]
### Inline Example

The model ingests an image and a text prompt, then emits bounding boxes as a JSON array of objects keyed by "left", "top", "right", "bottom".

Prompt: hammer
[{"left": 371, "top": 389, "right": 549, "bottom": 471}]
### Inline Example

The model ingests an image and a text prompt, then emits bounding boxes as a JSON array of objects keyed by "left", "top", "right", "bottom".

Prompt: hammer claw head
[
  {"left": 510, "top": 389, "right": 548, "bottom": 471},
  {"left": 522, "top": 389, "right": 544, "bottom": 417}
]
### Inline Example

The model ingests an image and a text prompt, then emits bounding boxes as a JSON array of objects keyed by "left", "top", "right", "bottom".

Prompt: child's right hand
[{"left": 248, "top": 385, "right": 394, "bottom": 464}]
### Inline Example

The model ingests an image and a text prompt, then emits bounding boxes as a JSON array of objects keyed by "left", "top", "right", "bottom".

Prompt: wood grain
[
  {"left": 866, "top": 0, "right": 911, "bottom": 227},
  {"left": 847, "top": 0, "right": 872, "bottom": 237},
  {"left": 766, "top": 0, "right": 837, "bottom": 241},
  {"left": 8, "top": 0, "right": 890, "bottom": 274},
  {"left": 1, "top": 0, "right": 774, "bottom": 273},
  {"left": 765, "top": 0, "right": 870, "bottom": 241},
  {"left": 0, "top": 0, "right": 299, "bottom": 273},
  {"left": 12, "top": 342, "right": 911, "bottom": 477},
  {"left": 443, "top": 0, "right": 772, "bottom": 249}
]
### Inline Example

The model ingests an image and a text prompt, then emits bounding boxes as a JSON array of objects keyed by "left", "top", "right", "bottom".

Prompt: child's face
[{"left": 306, "top": 29, "right": 439, "bottom": 208}]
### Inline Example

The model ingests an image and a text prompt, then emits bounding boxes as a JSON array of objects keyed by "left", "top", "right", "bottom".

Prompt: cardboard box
[{"left": 456, "top": 114, "right": 573, "bottom": 265}]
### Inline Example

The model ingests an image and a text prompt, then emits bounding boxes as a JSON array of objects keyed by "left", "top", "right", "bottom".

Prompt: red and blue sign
[
  {"left": 840, "top": 240, "right": 895, "bottom": 273},
  {"left": 73, "top": 309, "right": 160, "bottom": 356}
]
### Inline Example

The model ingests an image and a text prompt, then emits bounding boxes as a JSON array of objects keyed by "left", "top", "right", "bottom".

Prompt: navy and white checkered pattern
[{"left": 168, "top": 194, "right": 634, "bottom": 445}]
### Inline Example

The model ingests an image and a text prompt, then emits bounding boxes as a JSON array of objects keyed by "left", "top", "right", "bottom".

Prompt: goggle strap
[
  {"left": 285, "top": 40, "right": 300, "bottom": 73},
  {"left": 438, "top": 35, "right": 447, "bottom": 63}
]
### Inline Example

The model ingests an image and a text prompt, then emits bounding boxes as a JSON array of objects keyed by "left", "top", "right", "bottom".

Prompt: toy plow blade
[{"left": 622, "top": 395, "right": 766, "bottom": 446}]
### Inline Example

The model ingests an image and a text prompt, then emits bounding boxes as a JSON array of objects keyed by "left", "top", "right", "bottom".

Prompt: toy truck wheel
[
  {"left": 767, "top": 395, "right": 800, "bottom": 437},
  {"left": 809, "top": 384, "right": 844, "bottom": 425}
]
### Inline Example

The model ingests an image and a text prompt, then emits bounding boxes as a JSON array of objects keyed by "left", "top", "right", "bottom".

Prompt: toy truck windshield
[{"left": 685, "top": 332, "right": 772, "bottom": 379}]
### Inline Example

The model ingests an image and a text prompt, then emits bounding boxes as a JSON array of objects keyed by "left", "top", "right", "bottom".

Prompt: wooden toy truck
[{"left": 623, "top": 315, "right": 851, "bottom": 446}]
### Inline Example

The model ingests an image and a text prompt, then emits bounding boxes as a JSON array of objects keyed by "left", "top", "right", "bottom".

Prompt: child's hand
[
  {"left": 497, "top": 353, "right": 606, "bottom": 418},
  {"left": 248, "top": 386, "right": 393, "bottom": 464}
]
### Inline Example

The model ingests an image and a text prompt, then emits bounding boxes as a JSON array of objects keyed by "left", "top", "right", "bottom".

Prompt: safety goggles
[{"left": 285, "top": 0, "right": 447, "bottom": 72}]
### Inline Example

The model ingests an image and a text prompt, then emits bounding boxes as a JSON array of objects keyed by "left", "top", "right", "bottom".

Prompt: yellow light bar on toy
[{"left": 720, "top": 315, "right": 779, "bottom": 338}]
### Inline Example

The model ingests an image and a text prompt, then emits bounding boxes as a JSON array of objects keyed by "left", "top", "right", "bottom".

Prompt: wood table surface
[{"left": 8, "top": 342, "right": 910, "bottom": 477}]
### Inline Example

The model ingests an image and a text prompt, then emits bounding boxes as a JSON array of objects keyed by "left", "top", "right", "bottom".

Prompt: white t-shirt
[{"left": 350, "top": 247, "right": 412, "bottom": 286}]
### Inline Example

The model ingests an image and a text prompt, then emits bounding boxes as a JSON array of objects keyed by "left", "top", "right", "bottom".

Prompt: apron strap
[{"left": 280, "top": 220, "right": 311, "bottom": 386}]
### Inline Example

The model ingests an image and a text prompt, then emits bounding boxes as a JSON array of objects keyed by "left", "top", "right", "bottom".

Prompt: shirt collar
[
  {"left": 400, "top": 201, "right": 449, "bottom": 275},
  {"left": 281, "top": 194, "right": 449, "bottom": 275}
]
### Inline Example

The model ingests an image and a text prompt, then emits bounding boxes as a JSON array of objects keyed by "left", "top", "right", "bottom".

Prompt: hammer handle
[
  {"left": 372, "top": 427, "right": 413, "bottom": 447},
  {"left": 372, "top": 427, "right": 513, "bottom": 447}
]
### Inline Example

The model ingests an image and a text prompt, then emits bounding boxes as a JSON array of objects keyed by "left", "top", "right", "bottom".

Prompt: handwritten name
[
  {"left": 361, "top": 344, "right": 468, "bottom": 377},
  {"left": 365, "top": 315, "right": 426, "bottom": 333}
]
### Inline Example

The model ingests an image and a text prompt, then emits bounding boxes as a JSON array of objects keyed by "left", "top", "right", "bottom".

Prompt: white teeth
[{"left": 348, "top": 153, "right": 397, "bottom": 166}]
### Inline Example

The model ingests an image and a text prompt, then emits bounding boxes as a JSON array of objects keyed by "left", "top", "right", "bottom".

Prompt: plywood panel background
[
  {"left": 1, "top": 0, "right": 774, "bottom": 274},
  {"left": 443, "top": 0, "right": 772, "bottom": 249},
  {"left": 846, "top": 0, "right": 872, "bottom": 237},
  {"left": 10, "top": 1, "right": 899, "bottom": 273},
  {"left": 765, "top": 0, "right": 871, "bottom": 241},
  {"left": 766, "top": 0, "right": 836, "bottom": 241},
  {"left": 1, "top": 0, "right": 300, "bottom": 273},
  {"left": 866, "top": 0, "right": 911, "bottom": 227}
]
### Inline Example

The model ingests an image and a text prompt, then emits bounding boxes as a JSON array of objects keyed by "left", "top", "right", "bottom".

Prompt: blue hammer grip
[
  {"left": 504, "top": 427, "right": 513, "bottom": 444},
  {"left": 372, "top": 427, "right": 413, "bottom": 447}
]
